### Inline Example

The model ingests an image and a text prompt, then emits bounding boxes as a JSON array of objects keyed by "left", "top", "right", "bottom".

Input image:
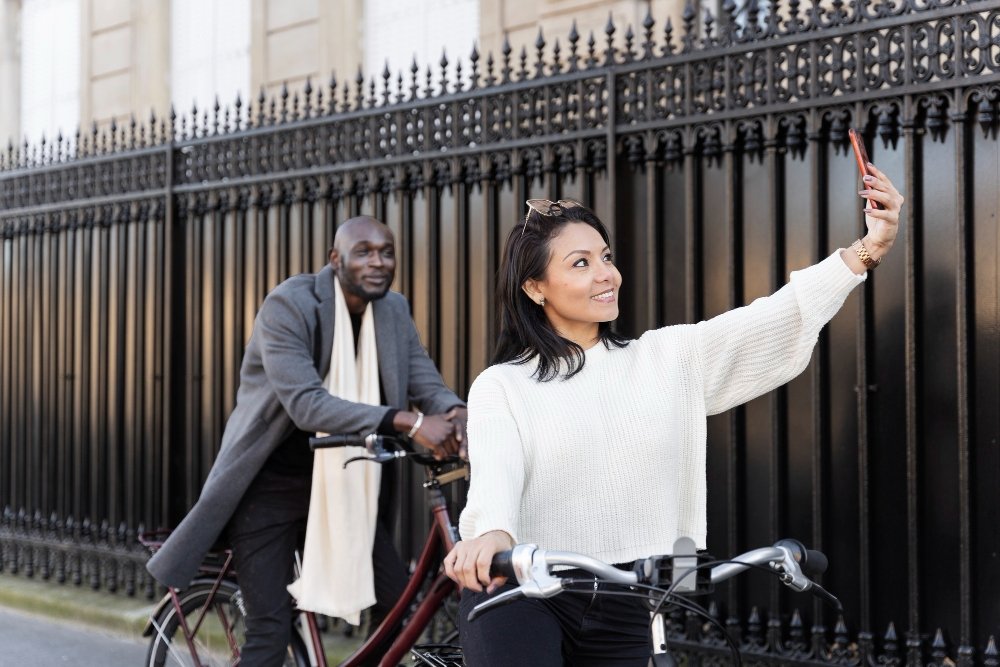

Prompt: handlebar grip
[
  {"left": 775, "top": 539, "right": 828, "bottom": 577},
  {"left": 804, "top": 549, "right": 829, "bottom": 577},
  {"left": 490, "top": 550, "right": 516, "bottom": 579},
  {"left": 309, "top": 434, "right": 370, "bottom": 450}
]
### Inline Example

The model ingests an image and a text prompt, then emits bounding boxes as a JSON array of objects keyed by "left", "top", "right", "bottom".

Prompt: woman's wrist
[
  {"left": 862, "top": 234, "right": 890, "bottom": 261},
  {"left": 482, "top": 530, "right": 515, "bottom": 548}
]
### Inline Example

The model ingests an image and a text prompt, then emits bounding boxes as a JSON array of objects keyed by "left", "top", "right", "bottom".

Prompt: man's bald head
[
  {"left": 332, "top": 216, "right": 394, "bottom": 255},
  {"left": 329, "top": 216, "right": 396, "bottom": 313}
]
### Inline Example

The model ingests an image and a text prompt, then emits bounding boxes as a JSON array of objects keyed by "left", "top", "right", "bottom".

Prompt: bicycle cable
[{"left": 556, "top": 578, "right": 743, "bottom": 665}]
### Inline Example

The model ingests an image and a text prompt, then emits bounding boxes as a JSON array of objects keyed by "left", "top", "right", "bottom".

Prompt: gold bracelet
[{"left": 851, "top": 238, "right": 880, "bottom": 269}]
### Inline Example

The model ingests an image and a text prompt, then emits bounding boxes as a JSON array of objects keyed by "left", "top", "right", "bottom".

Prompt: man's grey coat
[{"left": 147, "top": 265, "right": 463, "bottom": 589}]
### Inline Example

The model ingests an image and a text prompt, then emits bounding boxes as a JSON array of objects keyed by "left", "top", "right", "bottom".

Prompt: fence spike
[
  {"left": 381, "top": 62, "right": 391, "bottom": 105},
  {"left": 409, "top": 56, "right": 420, "bottom": 100},
  {"left": 328, "top": 72, "right": 338, "bottom": 114},
  {"left": 586, "top": 30, "right": 597, "bottom": 68},
  {"left": 440, "top": 48, "right": 450, "bottom": 94},
  {"left": 190, "top": 100, "right": 199, "bottom": 137},
  {"left": 501, "top": 33, "right": 512, "bottom": 83},
  {"left": 551, "top": 38, "right": 562, "bottom": 75},
  {"left": 534, "top": 27, "right": 546, "bottom": 78},
  {"left": 469, "top": 43, "right": 480, "bottom": 89},
  {"left": 663, "top": 16, "right": 675, "bottom": 56},
  {"left": 485, "top": 51, "right": 496, "bottom": 86},
  {"left": 930, "top": 628, "right": 948, "bottom": 661},
  {"left": 233, "top": 93, "right": 242, "bottom": 131},
  {"left": 983, "top": 636, "right": 998, "bottom": 667},
  {"left": 355, "top": 65, "right": 365, "bottom": 109},
  {"left": 642, "top": 8, "right": 655, "bottom": 59},
  {"left": 567, "top": 20, "right": 580, "bottom": 71},
  {"left": 682, "top": 0, "right": 696, "bottom": 52},
  {"left": 604, "top": 12, "right": 617, "bottom": 65}
]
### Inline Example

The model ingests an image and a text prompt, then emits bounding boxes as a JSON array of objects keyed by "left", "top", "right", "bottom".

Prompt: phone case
[{"left": 848, "top": 128, "right": 882, "bottom": 210}]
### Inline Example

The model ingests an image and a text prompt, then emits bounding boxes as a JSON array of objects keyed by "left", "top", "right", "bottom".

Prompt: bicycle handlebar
[
  {"left": 309, "top": 433, "right": 465, "bottom": 471},
  {"left": 308, "top": 433, "right": 375, "bottom": 449},
  {"left": 470, "top": 538, "right": 841, "bottom": 622}
]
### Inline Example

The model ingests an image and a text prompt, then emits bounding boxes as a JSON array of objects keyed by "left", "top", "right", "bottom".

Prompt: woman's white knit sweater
[{"left": 458, "top": 251, "right": 865, "bottom": 565}]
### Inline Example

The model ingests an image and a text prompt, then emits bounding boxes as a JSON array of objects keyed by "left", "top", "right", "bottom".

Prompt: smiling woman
[
  {"left": 489, "top": 201, "right": 632, "bottom": 382},
  {"left": 445, "top": 181, "right": 904, "bottom": 666},
  {"left": 520, "top": 221, "right": 623, "bottom": 347}
]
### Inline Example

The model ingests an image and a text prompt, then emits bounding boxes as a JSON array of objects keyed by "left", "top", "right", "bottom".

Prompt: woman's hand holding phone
[
  {"left": 849, "top": 129, "right": 882, "bottom": 211},
  {"left": 843, "top": 128, "right": 905, "bottom": 273}
]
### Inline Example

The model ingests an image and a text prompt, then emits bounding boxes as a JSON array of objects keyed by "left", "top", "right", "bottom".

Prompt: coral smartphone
[{"left": 848, "top": 128, "right": 882, "bottom": 210}]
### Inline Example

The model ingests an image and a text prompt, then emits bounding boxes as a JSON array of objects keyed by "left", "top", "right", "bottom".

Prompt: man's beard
[{"left": 343, "top": 278, "right": 390, "bottom": 303}]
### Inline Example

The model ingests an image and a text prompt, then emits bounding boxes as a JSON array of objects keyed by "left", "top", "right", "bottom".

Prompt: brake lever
[
  {"left": 342, "top": 451, "right": 407, "bottom": 467},
  {"left": 805, "top": 581, "right": 843, "bottom": 612},
  {"left": 467, "top": 586, "right": 527, "bottom": 622},
  {"left": 773, "top": 545, "right": 842, "bottom": 612}
]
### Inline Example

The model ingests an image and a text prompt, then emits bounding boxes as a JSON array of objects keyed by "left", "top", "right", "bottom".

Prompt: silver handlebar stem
[
  {"left": 709, "top": 545, "right": 812, "bottom": 592},
  {"left": 505, "top": 545, "right": 638, "bottom": 599}
]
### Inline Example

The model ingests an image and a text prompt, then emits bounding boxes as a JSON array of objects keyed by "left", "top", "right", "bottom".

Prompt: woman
[{"left": 444, "top": 164, "right": 903, "bottom": 665}]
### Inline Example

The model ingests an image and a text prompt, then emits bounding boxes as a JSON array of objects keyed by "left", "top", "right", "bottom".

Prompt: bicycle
[
  {"left": 141, "top": 433, "right": 466, "bottom": 667},
  {"left": 470, "top": 536, "right": 841, "bottom": 666}
]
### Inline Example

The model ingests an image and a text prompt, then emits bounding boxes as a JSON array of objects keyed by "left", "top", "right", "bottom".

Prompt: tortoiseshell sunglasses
[{"left": 522, "top": 198, "right": 584, "bottom": 236}]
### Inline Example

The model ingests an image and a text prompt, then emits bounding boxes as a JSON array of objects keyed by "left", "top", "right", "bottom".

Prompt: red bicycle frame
[{"left": 337, "top": 476, "right": 460, "bottom": 666}]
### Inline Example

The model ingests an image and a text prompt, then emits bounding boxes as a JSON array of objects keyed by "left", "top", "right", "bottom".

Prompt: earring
[{"left": 539, "top": 297, "right": 545, "bottom": 306}]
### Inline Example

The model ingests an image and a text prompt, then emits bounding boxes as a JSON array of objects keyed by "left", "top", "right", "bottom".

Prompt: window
[
  {"left": 171, "top": 0, "right": 251, "bottom": 125},
  {"left": 20, "top": 0, "right": 81, "bottom": 147},
  {"left": 363, "top": 0, "right": 479, "bottom": 96}
]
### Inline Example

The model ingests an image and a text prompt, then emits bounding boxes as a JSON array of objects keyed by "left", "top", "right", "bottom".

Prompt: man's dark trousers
[{"left": 227, "top": 467, "right": 409, "bottom": 666}]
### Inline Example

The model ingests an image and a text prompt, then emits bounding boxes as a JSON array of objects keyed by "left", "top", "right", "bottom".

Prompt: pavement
[
  {"left": 0, "top": 571, "right": 366, "bottom": 662},
  {"left": 0, "top": 572, "right": 155, "bottom": 641}
]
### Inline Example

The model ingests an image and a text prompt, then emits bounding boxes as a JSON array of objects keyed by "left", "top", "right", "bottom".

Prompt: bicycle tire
[{"left": 145, "top": 580, "right": 310, "bottom": 667}]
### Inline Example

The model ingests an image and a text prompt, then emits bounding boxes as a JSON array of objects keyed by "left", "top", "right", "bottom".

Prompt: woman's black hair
[{"left": 492, "top": 203, "right": 630, "bottom": 381}]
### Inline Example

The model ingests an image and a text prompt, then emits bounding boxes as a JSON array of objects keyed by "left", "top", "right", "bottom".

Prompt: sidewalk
[
  {"left": 0, "top": 572, "right": 154, "bottom": 641},
  {"left": 0, "top": 572, "right": 365, "bottom": 660}
]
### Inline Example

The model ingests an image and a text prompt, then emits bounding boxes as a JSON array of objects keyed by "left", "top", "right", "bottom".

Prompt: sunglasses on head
[{"left": 522, "top": 198, "right": 585, "bottom": 236}]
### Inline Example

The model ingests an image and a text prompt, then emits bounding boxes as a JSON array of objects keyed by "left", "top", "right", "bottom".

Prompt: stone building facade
[{"left": 0, "top": 0, "right": 688, "bottom": 147}]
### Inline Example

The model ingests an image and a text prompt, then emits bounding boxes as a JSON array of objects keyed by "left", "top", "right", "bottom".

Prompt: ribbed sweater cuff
[{"left": 791, "top": 250, "right": 866, "bottom": 324}]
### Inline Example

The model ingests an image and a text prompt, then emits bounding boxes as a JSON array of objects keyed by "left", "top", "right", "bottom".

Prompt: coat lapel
[
  {"left": 373, "top": 298, "right": 402, "bottom": 409},
  {"left": 315, "top": 265, "right": 336, "bottom": 379}
]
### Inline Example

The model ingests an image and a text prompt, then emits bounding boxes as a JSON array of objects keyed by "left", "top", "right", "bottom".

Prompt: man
[{"left": 147, "top": 215, "right": 467, "bottom": 666}]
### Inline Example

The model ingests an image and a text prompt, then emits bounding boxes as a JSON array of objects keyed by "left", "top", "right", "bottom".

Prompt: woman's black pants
[{"left": 458, "top": 572, "right": 653, "bottom": 666}]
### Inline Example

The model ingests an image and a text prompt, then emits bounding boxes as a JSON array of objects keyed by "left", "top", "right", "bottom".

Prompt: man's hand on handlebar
[
  {"left": 446, "top": 407, "right": 468, "bottom": 460},
  {"left": 394, "top": 410, "right": 463, "bottom": 460},
  {"left": 444, "top": 530, "right": 514, "bottom": 593}
]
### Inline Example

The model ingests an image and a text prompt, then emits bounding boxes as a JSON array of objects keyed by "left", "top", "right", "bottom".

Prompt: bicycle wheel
[{"left": 145, "top": 580, "right": 310, "bottom": 667}]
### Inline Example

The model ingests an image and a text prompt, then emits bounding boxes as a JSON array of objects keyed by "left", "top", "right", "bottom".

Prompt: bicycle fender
[{"left": 141, "top": 577, "right": 230, "bottom": 637}]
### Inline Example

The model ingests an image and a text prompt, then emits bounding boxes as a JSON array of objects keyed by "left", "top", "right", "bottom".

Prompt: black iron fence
[{"left": 3, "top": 0, "right": 1000, "bottom": 663}]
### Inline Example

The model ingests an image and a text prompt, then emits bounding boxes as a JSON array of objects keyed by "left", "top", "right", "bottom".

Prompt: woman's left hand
[{"left": 858, "top": 162, "right": 904, "bottom": 262}]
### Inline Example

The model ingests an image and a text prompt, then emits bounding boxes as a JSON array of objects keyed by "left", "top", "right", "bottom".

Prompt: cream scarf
[{"left": 287, "top": 275, "right": 382, "bottom": 624}]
